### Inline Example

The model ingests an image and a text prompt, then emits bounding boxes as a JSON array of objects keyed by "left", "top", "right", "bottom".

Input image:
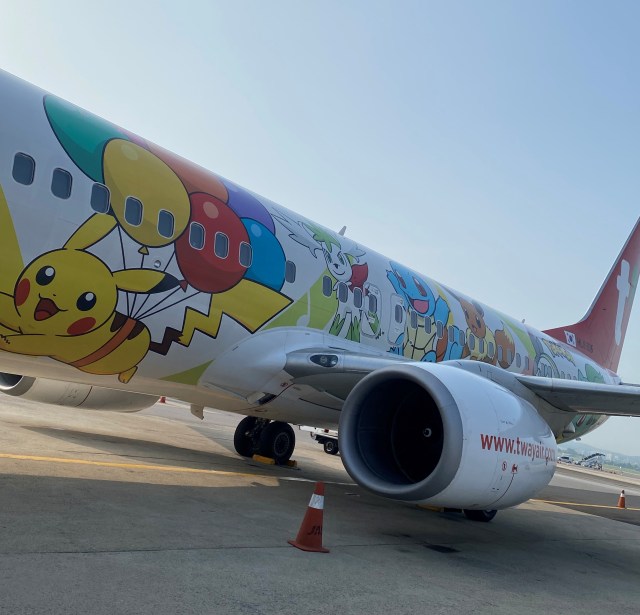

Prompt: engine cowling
[
  {"left": 338, "top": 363, "right": 557, "bottom": 510},
  {"left": 0, "top": 373, "right": 158, "bottom": 412}
]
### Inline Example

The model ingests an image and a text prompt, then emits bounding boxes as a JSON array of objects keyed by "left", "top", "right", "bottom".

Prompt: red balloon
[{"left": 176, "top": 193, "right": 249, "bottom": 293}]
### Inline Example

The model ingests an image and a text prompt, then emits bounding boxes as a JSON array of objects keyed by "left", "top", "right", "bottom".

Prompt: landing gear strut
[{"left": 233, "top": 417, "right": 296, "bottom": 464}]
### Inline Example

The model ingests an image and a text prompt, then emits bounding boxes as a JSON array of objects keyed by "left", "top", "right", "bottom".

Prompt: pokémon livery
[{"left": 0, "top": 69, "right": 639, "bottom": 521}]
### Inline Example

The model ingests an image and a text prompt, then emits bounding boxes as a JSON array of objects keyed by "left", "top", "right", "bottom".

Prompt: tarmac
[{"left": 1, "top": 396, "right": 639, "bottom": 615}]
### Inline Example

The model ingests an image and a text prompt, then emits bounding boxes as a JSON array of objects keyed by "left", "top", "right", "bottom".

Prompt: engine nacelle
[
  {"left": 338, "top": 363, "right": 557, "bottom": 510},
  {"left": 0, "top": 373, "right": 158, "bottom": 412}
]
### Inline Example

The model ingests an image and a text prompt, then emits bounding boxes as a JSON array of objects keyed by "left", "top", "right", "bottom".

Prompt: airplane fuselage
[{"left": 0, "top": 69, "right": 612, "bottom": 443}]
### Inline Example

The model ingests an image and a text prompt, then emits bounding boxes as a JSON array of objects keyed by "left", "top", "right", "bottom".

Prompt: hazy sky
[{"left": 2, "top": 1, "right": 640, "bottom": 454}]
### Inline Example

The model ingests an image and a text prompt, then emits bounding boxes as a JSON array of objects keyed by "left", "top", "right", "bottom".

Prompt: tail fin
[{"left": 544, "top": 218, "right": 640, "bottom": 373}]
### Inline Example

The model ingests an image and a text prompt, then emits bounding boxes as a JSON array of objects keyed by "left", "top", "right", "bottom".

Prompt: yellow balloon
[{"left": 103, "top": 140, "right": 190, "bottom": 248}]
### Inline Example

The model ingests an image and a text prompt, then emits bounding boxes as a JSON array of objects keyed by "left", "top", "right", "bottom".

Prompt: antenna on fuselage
[{"left": 338, "top": 226, "right": 346, "bottom": 236}]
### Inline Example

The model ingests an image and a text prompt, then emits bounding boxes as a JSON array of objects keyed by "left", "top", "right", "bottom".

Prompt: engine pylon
[
  {"left": 288, "top": 481, "right": 330, "bottom": 553},
  {"left": 618, "top": 490, "right": 626, "bottom": 509}
]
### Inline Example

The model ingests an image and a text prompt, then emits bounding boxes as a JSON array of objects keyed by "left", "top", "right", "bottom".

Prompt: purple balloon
[{"left": 222, "top": 179, "right": 276, "bottom": 234}]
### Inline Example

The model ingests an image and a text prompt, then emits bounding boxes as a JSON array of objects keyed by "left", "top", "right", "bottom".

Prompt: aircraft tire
[
  {"left": 258, "top": 421, "right": 295, "bottom": 464},
  {"left": 323, "top": 440, "right": 339, "bottom": 455},
  {"left": 234, "top": 416, "right": 259, "bottom": 457},
  {"left": 463, "top": 509, "right": 497, "bottom": 522}
]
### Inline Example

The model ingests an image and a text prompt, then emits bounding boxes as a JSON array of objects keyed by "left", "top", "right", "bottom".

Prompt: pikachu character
[{"left": 0, "top": 203, "right": 179, "bottom": 383}]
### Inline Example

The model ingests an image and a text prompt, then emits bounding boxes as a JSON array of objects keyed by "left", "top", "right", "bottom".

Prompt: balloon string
[
  {"left": 134, "top": 285, "right": 182, "bottom": 319},
  {"left": 117, "top": 226, "right": 130, "bottom": 316},
  {"left": 130, "top": 250, "right": 146, "bottom": 316},
  {"left": 131, "top": 251, "right": 179, "bottom": 320},
  {"left": 138, "top": 290, "right": 201, "bottom": 321}
]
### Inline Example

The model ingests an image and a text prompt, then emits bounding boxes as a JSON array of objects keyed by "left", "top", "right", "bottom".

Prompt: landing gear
[
  {"left": 259, "top": 421, "right": 295, "bottom": 464},
  {"left": 233, "top": 416, "right": 260, "bottom": 458},
  {"left": 463, "top": 509, "right": 497, "bottom": 522},
  {"left": 233, "top": 417, "right": 296, "bottom": 464}
]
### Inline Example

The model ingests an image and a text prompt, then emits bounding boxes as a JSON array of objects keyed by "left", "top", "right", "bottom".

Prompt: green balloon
[{"left": 44, "top": 95, "right": 128, "bottom": 182}]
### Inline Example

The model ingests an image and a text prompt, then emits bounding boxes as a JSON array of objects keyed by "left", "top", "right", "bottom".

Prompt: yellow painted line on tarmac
[
  {"left": 532, "top": 498, "right": 640, "bottom": 512},
  {"left": 0, "top": 452, "right": 273, "bottom": 480},
  {"left": 0, "top": 452, "right": 356, "bottom": 486}
]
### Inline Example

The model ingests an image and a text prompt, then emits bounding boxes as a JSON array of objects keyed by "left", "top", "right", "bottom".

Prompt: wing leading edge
[{"left": 284, "top": 349, "right": 640, "bottom": 418}]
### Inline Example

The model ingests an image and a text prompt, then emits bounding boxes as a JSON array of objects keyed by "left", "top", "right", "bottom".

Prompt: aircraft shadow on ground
[{"left": 20, "top": 425, "right": 265, "bottom": 473}]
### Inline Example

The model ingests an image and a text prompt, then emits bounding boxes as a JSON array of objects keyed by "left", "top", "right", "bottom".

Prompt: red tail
[{"left": 544, "top": 219, "right": 640, "bottom": 373}]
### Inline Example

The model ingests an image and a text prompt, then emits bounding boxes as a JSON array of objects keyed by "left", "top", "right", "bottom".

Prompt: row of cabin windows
[
  {"left": 8, "top": 151, "right": 587, "bottom": 376},
  {"left": 322, "top": 276, "right": 378, "bottom": 313},
  {"left": 12, "top": 151, "right": 299, "bottom": 282},
  {"left": 14, "top": 153, "right": 74, "bottom": 199}
]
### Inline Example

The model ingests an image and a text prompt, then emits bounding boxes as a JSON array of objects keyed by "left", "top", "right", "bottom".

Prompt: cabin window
[
  {"left": 322, "top": 275, "right": 333, "bottom": 297},
  {"left": 394, "top": 304, "right": 404, "bottom": 324},
  {"left": 468, "top": 333, "right": 475, "bottom": 350},
  {"left": 459, "top": 329, "right": 465, "bottom": 346},
  {"left": 436, "top": 320, "right": 444, "bottom": 339},
  {"left": 424, "top": 318, "right": 432, "bottom": 334},
  {"left": 353, "top": 287, "right": 363, "bottom": 309},
  {"left": 90, "top": 183, "right": 110, "bottom": 213},
  {"left": 561, "top": 371, "right": 565, "bottom": 379},
  {"left": 368, "top": 293, "right": 378, "bottom": 314},
  {"left": 189, "top": 222, "right": 205, "bottom": 249},
  {"left": 507, "top": 348, "right": 513, "bottom": 364},
  {"left": 124, "top": 197, "right": 143, "bottom": 226},
  {"left": 12, "top": 153, "right": 35, "bottom": 185},
  {"left": 488, "top": 341, "right": 495, "bottom": 358},
  {"left": 338, "top": 282, "right": 348, "bottom": 303},
  {"left": 497, "top": 345, "right": 503, "bottom": 363},
  {"left": 410, "top": 310, "right": 418, "bottom": 329},
  {"left": 214, "top": 232, "right": 229, "bottom": 258},
  {"left": 516, "top": 353, "right": 521, "bottom": 368},
  {"left": 479, "top": 338, "right": 485, "bottom": 354},
  {"left": 239, "top": 242, "right": 252, "bottom": 268},
  {"left": 448, "top": 326, "right": 455, "bottom": 341},
  {"left": 157, "top": 210, "right": 174, "bottom": 238},
  {"left": 285, "top": 260, "right": 296, "bottom": 283},
  {"left": 525, "top": 356, "right": 530, "bottom": 370},
  {"left": 51, "top": 168, "right": 72, "bottom": 199}
]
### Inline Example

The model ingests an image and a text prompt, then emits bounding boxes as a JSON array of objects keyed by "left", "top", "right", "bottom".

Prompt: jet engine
[
  {"left": 338, "top": 363, "right": 557, "bottom": 511},
  {"left": 0, "top": 373, "right": 158, "bottom": 412}
]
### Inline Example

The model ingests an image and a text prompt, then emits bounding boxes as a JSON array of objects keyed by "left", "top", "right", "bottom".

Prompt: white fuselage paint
[{"left": 0, "top": 70, "right": 615, "bottom": 445}]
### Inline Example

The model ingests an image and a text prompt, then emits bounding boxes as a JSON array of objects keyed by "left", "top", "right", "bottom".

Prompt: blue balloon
[
  {"left": 225, "top": 180, "right": 276, "bottom": 234},
  {"left": 242, "top": 219, "right": 286, "bottom": 290}
]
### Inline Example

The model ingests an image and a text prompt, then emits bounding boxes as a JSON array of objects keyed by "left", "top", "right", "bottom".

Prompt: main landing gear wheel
[
  {"left": 463, "top": 509, "right": 497, "bottom": 522},
  {"left": 233, "top": 418, "right": 296, "bottom": 465},
  {"left": 323, "top": 440, "right": 339, "bottom": 455},
  {"left": 233, "top": 416, "right": 260, "bottom": 458},
  {"left": 259, "top": 421, "right": 295, "bottom": 464}
]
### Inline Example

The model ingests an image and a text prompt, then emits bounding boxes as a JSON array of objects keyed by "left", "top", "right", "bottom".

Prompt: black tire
[
  {"left": 234, "top": 416, "right": 258, "bottom": 458},
  {"left": 258, "top": 421, "right": 295, "bottom": 464},
  {"left": 323, "top": 440, "right": 339, "bottom": 455},
  {"left": 463, "top": 509, "right": 497, "bottom": 522}
]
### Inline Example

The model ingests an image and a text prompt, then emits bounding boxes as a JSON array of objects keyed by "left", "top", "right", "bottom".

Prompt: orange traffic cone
[
  {"left": 618, "top": 490, "right": 626, "bottom": 509},
  {"left": 288, "top": 482, "right": 330, "bottom": 553},
  {"left": 159, "top": 396, "right": 166, "bottom": 403}
]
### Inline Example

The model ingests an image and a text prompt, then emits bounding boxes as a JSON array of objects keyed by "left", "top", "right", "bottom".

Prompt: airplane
[{"left": 0, "top": 68, "right": 639, "bottom": 523}]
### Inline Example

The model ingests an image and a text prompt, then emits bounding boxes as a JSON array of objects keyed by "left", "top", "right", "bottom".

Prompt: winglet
[{"left": 544, "top": 218, "right": 640, "bottom": 373}]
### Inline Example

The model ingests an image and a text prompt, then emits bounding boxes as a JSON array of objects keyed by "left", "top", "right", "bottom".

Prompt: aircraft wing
[
  {"left": 516, "top": 375, "right": 640, "bottom": 417},
  {"left": 285, "top": 349, "right": 640, "bottom": 418}
]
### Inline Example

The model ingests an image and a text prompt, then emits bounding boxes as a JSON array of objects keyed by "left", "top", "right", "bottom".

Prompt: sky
[{"left": 1, "top": 1, "right": 640, "bottom": 454}]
